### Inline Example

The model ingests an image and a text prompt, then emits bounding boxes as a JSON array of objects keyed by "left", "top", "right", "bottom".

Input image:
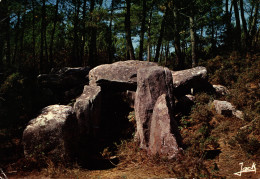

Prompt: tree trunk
[
  {"left": 210, "top": 9, "right": 216, "bottom": 53},
  {"left": 6, "top": 12, "right": 11, "bottom": 66},
  {"left": 249, "top": 1, "right": 259, "bottom": 49},
  {"left": 233, "top": 0, "right": 241, "bottom": 50},
  {"left": 81, "top": 0, "right": 87, "bottom": 65},
  {"left": 89, "top": 0, "right": 97, "bottom": 67},
  {"left": 199, "top": 27, "right": 203, "bottom": 51},
  {"left": 44, "top": 22, "right": 48, "bottom": 68},
  {"left": 173, "top": 1, "right": 182, "bottom": 69},
  {"left": 139, "top": 0, "right": 146, "bottom": 60},
  {"left": 49, "top": 0, "right": 59, "bottom": 69},
  {"left": 154, "top": 6, "right": 168, "bottom": 62},
  {"left": 160, "top": 43, "right": 164, "bottom": 62},
  {"left": 147, "top": 9, "right": 153, "bottom": 61},
  {"left": 32, "top": 0, "right": 36, "bottom": 68},
  {"left": 240, "top": 0, "right": 248, "bottom": 50},
  {"left": 189, "top": 16, "right": 196, "bottom": 67},
  {"left": 108, "top": 0, "right": 114, "bottom": 63},
  {"left": 19, "top": 1, "right": 27, "bottom": 70},
  {"left": 125, "top": 0, "right": 135, "bottom": 60},
  {"left": 225, "top": 0, "right": 232, "bottom": 48},
  {"left": 72, "top": 1, "right": 80, "bottom": 67},
  {"left": 252, "top": 28, "right": 259, "bottom": 50},
  {"left": 165, "top": 43, "right": 169, "bottom": 66},
  {"left": 13, "top": 12, "right": 21, "bottom": 65},
  {"left": 40, "top": 0, "right": 47, "bottom": 72},
  {"left": 248, "top": 1, "right": 255, "bottom": 33},
  {"left": 0, "top": 1, "right": 6, "bottom": 71}
]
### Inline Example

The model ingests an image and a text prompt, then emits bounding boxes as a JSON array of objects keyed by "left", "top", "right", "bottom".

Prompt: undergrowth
[
  {"left": 205, "top": 53, "right": 260, "bottom": 156},
  {"left": 3, "top": 53, "right": 260, "bottom": 178}
]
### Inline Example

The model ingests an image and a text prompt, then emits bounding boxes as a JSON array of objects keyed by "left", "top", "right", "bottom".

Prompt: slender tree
[
  {"left": 108, "top": 0, "right": 115, "bottom": 63},
  {"left": 32, "top": 0, "right": 36, "bottom": 67},
  {"left": 19, "top": 6, "right": 26, "bottom": 69},
  {"left": 0, "top": 0, "right": 6, "bottom": 71},
  {"left": 5, "top": 3, "right": 11, "bottom": 66},
  {"left": 240, "top": 0, "right": 248, "bottom": 47},
  {"left": 89, "top": 0, "right": 97, "bottom": 67},
  {"left": 210, "top": 9, "right": 216, "bottom": 53},
  {"left": 172, "top": 0, "right": 183, "bottom": 69},
  {"left": 80, "top": 0, "right": 87, "bottom": 65},
  {"left": 13, "top": 12, "right": 21, "bottom": 65},
  {"left": 225, "top": 0, "right": 232, "bottom": 48},
  {"left": 189, "top": 15, "right": 196, "bottom": 67},
  {"left": 138, "top": 0, "right": 147, "bottom": 60},
  {"left": 147, "top": 8, "right": 153, "bottom": 61},
  {"left": 249, "top": 0, "right": 259, "bottom": 49},
  {"left": 125, "top": 0, "right": 135, "bottom": 60},
  {"left": 233, "top": 0, "right": 241, "bottom": 50},
  {"left": 49, "top": 0, "right": 60, "bottom": 69},
  {"left": 40, "top": 0, "right": 47, "bottom": 72},
  {"left": 154, "top": 5, "right": 168, "bottom": 62},
  {"left": 72, "top": 0, "right": 80, "bottom": 66}
]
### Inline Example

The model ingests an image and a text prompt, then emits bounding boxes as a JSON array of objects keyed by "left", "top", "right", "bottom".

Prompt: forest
[
  {"left": 0, "top": 0, "right": 259, "bottom": 178},
  {"left": 0, "top": 0, "right": 258, "bottom": 73}
]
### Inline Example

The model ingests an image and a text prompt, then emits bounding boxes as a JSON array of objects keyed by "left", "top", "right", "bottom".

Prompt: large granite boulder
[
  {"left": 89, "top": 60, "right": 157, "bottom": 91},
  {"left": 135, "top": 66, "right": 174, "bottom": 149},
  {"left": 38, "top": 67, "right": 90, "bottom": 104},
  {"left": 73, "top": 85, "right": 102, "bottom": 138},
  {"left": 213, "top": 100, "right": 243, "bottom": 119},
  {"left": 149, "top": 94, "right": 181, "bottom": 159},
  {"left": 23, "top": 105, "right": 77, "bottom": 162},
  {"left": 171, "top": 66, "right": 213, "bottom": 96},
  {"left": 38, "top": 67, "right": 90, "bottom": 89}
]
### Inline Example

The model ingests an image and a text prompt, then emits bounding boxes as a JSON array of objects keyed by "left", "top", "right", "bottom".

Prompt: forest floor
[
  {"left": 3, "top": 116, "right": 260, "bottom": 178},
  {"left": 1, "top": 53, "right": 260, "bottom": 178}
]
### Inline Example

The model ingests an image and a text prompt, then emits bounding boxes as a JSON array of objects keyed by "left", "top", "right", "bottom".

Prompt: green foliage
[
  {"left": 235, "top": 129, "right": 260, "bottom": 155},
  {"left": 190, "top": 104, "right": 213, "bottom": 124},
  {"left": 194, "top": 93, "right": 212, "bottom": 104},
  {"left": 0, "top": 72, "right": 21, "bottom": 94},
  {"left": 0, "top": 72, "right": 25, "bottom": 127},
  {"left": 208, "top": 53, "right": 260, "bottom": 157},
  {"left": 0, "top": 72, "right": 53, "bottom": 128},
  {"left": 179, "top": 116, "right": 193, "bottom": 129}
]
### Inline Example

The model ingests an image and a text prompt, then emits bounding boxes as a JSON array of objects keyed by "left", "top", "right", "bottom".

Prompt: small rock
[
  {"left": 233, "top": 110, "right": 243, "bottom": 120},
  {"left": 213, "top": 84, "right": 230, "bottom": 96},
  {"left": 213, "top": 100, "right": 243, "bottom": 119}
]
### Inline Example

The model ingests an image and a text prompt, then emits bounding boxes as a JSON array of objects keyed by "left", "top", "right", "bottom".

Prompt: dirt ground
[{"left": 3, "top": 116, "right": 260, "bottom": 179}]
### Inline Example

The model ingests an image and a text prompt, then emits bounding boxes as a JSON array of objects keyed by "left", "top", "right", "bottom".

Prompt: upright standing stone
[
  {"left": 149, "top": 94, "right": 180, "bottom": 159},
  {"left": 73, "top": 85, "right": 102, "bottom": 138},
  {"left": 135, "top": 66, "right": 174, "bottom": 149}
]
